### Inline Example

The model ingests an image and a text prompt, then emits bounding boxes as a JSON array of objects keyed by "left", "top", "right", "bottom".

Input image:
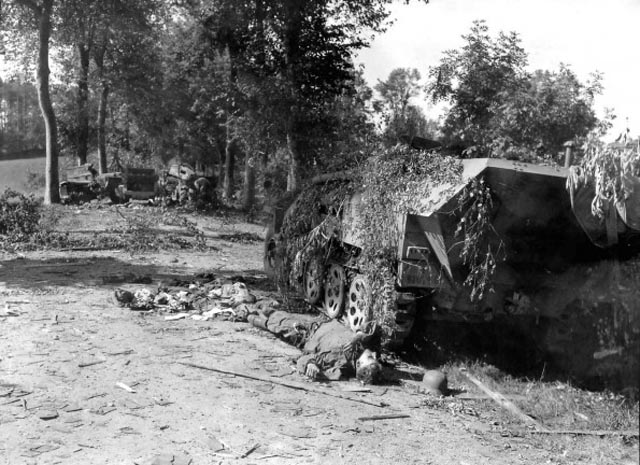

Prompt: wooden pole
[
  {"left": 178, "top": 361, "right": 388, "bottom": 408},
  {"left": 462, "top": 372, "right": 544, "bottom": 430}
]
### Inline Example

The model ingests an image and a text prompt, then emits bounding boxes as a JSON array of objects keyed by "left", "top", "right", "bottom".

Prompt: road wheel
[
  {"left": 347, "top": 274, "right": 372, "bottom": 332},
  {"left": 303, "top": 256, "right": 324, "bottom": 305},
  {"left": 384, "top": 292, "right": 416, "bottom": 349},
  {"left": 324, "top": 264, "right": 346, "bottom": 318}
]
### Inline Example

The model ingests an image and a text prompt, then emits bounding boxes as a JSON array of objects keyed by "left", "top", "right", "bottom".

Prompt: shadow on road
[{"left": 0, "top": 255, "right": 271, "bottom": 291}]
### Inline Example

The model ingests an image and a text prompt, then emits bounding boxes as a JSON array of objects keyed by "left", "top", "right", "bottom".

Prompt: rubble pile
[{"left": 114, "top": 275, "right": 277, "bottom": 322}]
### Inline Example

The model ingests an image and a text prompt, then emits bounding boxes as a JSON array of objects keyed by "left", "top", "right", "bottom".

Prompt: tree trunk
[
  {"left": 223, "top": 119, "right": 235, "bottom": 200},
  {"left": 217, "top": 158, "right": 225, "bottom": 190},
  {"left": 76, "top": 43, "right": 90, "bottom": 166},
  {"left": 283, "top": 3, "right": 303, "bottom": 193},
  {"left": 34, "top": 0, "right": 59, "bottom": 204},
  {"left": 97, "top": 81, "right": 109, "bottom": 174},
  {"left": 286, "top": 115, "right": 299, "bottom": 192},
  {"left": 93, "top": 40, "right": 108, "bottom": 174},
  {"left": 242, "top": 156, "right": 256, "bottom": 211}
]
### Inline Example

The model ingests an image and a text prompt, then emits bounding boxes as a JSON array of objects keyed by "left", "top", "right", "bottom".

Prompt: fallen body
[{"left": 248, "top": 310, "right": 382, "bottom": 384}]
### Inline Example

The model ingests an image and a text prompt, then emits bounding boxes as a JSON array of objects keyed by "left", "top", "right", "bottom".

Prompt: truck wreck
[
  {"left": 59, "top": 164, "right": 158, "bottom": 204},
  {"left": 264, "top": 145, "right": 639, "bottom": 388}
]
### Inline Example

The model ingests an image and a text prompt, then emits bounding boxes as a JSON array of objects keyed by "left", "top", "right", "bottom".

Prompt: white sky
[{"left": 356, "top": 0, "right": 640, "bottom": 140}]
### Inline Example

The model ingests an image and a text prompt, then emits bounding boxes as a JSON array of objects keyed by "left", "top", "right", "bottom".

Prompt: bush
[{"left": 0, "top": 189, "right": 42, "bottom": 242}]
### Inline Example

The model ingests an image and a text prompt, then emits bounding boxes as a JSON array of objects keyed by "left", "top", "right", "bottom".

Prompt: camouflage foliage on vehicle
[{"left": 275, "top": 144, "right": 503, "bottom": 337}]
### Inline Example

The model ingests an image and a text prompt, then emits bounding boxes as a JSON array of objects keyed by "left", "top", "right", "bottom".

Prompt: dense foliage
[{"left": 0, "top": 189, "right": 42, "bottom": 241}]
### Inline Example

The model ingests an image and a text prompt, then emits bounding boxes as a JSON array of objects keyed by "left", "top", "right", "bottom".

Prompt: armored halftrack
[{"left": 265, "top": 156, "right": 639, "bottom": 383}]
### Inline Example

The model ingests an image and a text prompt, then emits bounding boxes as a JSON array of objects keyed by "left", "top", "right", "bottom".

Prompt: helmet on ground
[{"left": 422, "top": 369, "right": 448, "bottom": 396}]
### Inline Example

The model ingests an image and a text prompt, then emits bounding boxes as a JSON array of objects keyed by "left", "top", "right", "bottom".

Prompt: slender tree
[{"left": 6, "top": 0, "right": 60, "bottom": 203}]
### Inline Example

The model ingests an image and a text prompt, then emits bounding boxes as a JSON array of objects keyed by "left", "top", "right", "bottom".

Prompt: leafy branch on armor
[{"left": 274, "top": 144, "right": 505, "bottom": 335}]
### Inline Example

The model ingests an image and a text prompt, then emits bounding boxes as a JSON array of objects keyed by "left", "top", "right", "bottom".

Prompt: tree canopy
[
  {"left": 0, "top": 8, "right": 619, "bottom": 204},
  {"left": 428, "top": 20, "right": 601, "bottom": 160},
  {"left": 374, "top": 67, "right": 432, "bottom": 143}
]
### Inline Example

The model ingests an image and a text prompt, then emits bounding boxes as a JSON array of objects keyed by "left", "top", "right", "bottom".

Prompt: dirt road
[{"left": 0, "top": 212, "right": 637, "bottom": 465}]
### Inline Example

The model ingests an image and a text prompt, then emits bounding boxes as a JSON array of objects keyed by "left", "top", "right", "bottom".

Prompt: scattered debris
[
  {"left": 37, "top": 410, "right": 59, "bottom": 420},
  {"left": 153, "top": 397, "right": 173, "bottom": 406},
  {"left": 528, "top": 429, "right": 639, "bottom": 438},
  {"left": 119, "top": 426, "right": 141, "bottom": 435},
  {"left": 78, "top": 359, "right": 106, "bottom": 368},
  {"left": 63, "top": 404, "right": 83, "bottom": 413},
  {"left": 164, "top": 313, "right": 188, "bottom": 321},
  {"left": 105, "top": 349, "right": 134, "bottom": 356},
  {"left": 77, "top": 443, "right": 97, "bottom": 449},
  {"left": 340, "top": 385, "right": 372, "bottom": 393},
  {"left": 0, "top": 305, "right": 21, "bottom": 317},
  {"left": 116, "top": 382, "right": 136, "bottom": 393},
  {"left": 114, "top": 274, "right": 268, "bottom": 325},
  {"left": 0, "top": 387, "right": 14, "bottom": 397},
  {"left": 278, "top": 425, "right": 318, "bottom": 439},
  {"left": 357, "top": 413, "right": 410, "bottom": 422},
  {"left": 119, "top": 398, "right": 146, "bottom": 410},
  {"left": 0, "top": 388, "right": 32, "bottom": 406},
  {"left": 91, "top": 405, "right": 117, "bottom": 416},
  {"left": 193, "top": 307, "right": 236, "bottom": 321},
  {"left": 240, "top": 443, "right": 260, "bottom": 458},
  {"left": 24, "top": 443, "right": 60, "bottom": 457},
  {"left": 205, "top": 436, "right": 225, "bottom": 452},
  {"left": 149, "top": 453, "right": 193, "bottom": 465}
]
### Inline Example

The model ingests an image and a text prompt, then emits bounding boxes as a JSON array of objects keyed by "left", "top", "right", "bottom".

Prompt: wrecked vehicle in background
[
  {"left": 264, "top": 147, "right": 640, "bottom": 388},
  {"left": 59, "top": 164, "right": 159, "bottom": 204},
  {"left": 59, "top": 163, "right": 122, "bottom": 203},
  {"left": 114, "top": 167, "right": 159, "bottom": 202},
  {"left": 158, "top": 163, "right": 217, "bottom": 206}
]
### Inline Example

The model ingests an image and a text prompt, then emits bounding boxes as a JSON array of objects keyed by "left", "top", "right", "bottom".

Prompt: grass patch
[
  {"left": 0, "top": 157, "right": 46, "bottom": 194},
  {"left": 443, "top": 361, "right": 639, "bottom": 432}
]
